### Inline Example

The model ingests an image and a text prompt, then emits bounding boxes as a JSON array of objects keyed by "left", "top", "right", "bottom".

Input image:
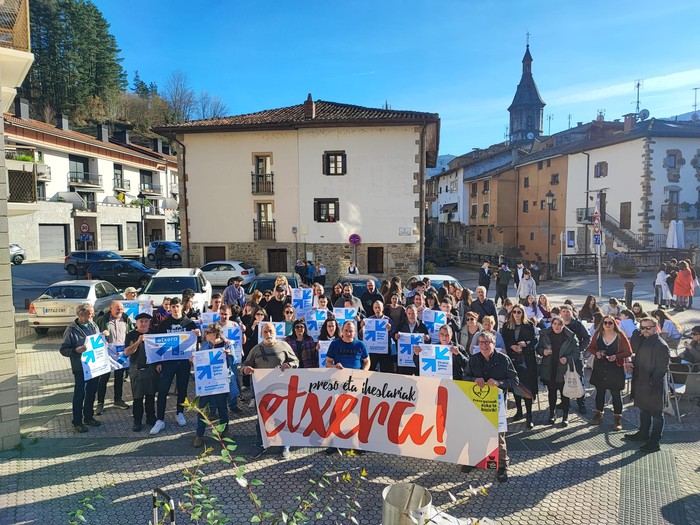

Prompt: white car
[
  {"left": 200, "top": 260, "right": 256, "bottom": 287},
  {"left": 29, "top": 280, "right": 123, "bottom": 335},
  {"left": 138, "top": 268, "right": 212, "bottom": 312},
  {"left": 404, "top": 274, "right": 464, "bottom": 296}
]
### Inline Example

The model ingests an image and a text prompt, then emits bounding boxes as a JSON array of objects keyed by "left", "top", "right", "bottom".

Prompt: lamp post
[
  {"left": 138, "top": 192, "right": 146, "bottom": 264},
  {"left": 546, "top": 190, "right": 555, "bottom": 280}
]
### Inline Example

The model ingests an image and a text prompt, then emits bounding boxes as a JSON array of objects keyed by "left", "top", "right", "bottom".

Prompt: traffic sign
[
  {"left": 349, "top": 233, "right": 361, "bottom": 246},
  {"left": 593, "top": 233, "right": 601, "bottom": 245},
  {"left": 592, "top": 212, "right": 601, "bottom": 234},
  {"left": 80, "top": 222, "right": 90, "bottom": 233},
  {"left": 80, "top": 233, "right": 92, "bottom": 242}
]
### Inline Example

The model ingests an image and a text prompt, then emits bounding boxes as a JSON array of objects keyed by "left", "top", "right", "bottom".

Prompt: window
[
  {"left": 524, "top": 176, "right": 529, "bottom": 188},
  {"left": 487, "top": 229, "right": 493, "bottom": 243},
  {"left": 482, "top": 203, "right": 490, "bottom": 217},
  {"left": 471, "top": 204, "right": 477, "bottom": 218},
  {"left": 257, "top": 202, "right": 273, "bottom": 222},
  {"left": 530, "top": 232, "right": 535, "bottom": 241},
  {"left": 69, "top": 154, "right": 88, "bottom": 176},
  {"left": 546, "top": 159, "right": 551, "bottom": 167},
  {"left": 471, "top": 182, "right": 477, "bottom": 197},
  {"left": 550, "top": 173, "right": 559, "bottom": 185},
  {"left": 540, "top": 200, "right": 546, "bottom": 210},
  {"left": 567, "top": 231, "right": 575, "bottom": 248},
  {"left": 450, "top": 180, "right": 458, "bottom": 193},
  {"left": 482, "top": 180, "right": 490, "bottom": 193},
  {"left": 323, "top": 151, "right": 346, "bottom": 175},
  {"left": 667, "top": 154, "right": 676, "bottom": 169},
  {"left": 314, "top": 198, "right": 339, "bottom": 222},
  {"left": 594, "top": 161, "right": 608, "bottom": 178},
  {"left": 114, "top": 164, "right": 122, "bottom": 178},
  {"left": 254, "top": 155, "right": 271, "bottom": 174},
  {"left": 523, "top": 200, "right": 529, "bottom": 212},
  {"left": 537, "top": 161, "right": 543, "bottom": 170},
  {"left": 551, "top": 234, "right": 556, "bottom": 245}
]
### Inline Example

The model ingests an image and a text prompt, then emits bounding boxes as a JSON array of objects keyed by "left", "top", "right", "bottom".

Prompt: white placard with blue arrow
[
  {"left": 199, "top": 311, "right": 220, "bottom": 332},
  {"left": 144, "top": 332, "right": 198, "bottom": 363},
  {"left": 292, "top": 288, "right": 313, "bottom": 317},
  {"left": 122, "top": 301, "right": 153, "bottom": 322},
  {"left": 333, "top": 308, "right": 357, "bottom": 329},
  {"left": 107, "top": 344, "right": 129, "bottom": 370},
  {"left": 418, "top": 344, "right": 452, "bottom": 379},
  {"left": 397, "top": 332, "right": 423, "bottom": 368},
  {"left": 305, "top": 309, "right": 327, "bottom": 340},
  {"left": 81, "top": 333, "right": 112, "bottom": 380},
  {"left": 193, "top": 348, "right": 230, "bottom": 396},
  {"left": 421, "top": 310, "right": 447, "bottom": 344},
  {"left": 318, "top": 340, "right": 332, "bottom": 367},
  {"left": 258, "top": 322, "right": 286, "bottom": 344},
  {"left": 363, "top": 318, "right": 390, "bottom": 354},
  {"left": 223, "top": 323, "right": 243, "bottom": 363}
]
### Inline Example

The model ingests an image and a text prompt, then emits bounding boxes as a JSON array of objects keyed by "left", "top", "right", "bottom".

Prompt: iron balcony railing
[
  {"left": 576, "top": 207, "right": 595, "bottom": 223},
  {"left": 113, "top": 178, "right": 131, "bottom": 191},
  {"left": 68, "top": 172, "right": 102, "bottom": 186},
  {"left": 254, "top": 220, "right": 276, "bottom": 240},
  {"left": 0, "top": 0, "right": 30, "bottom": 52},
  {"left": 251, "top": 172, "right": 274, "bottom": 194},
  {"left": 140, "top": 182, "right": 163, "bottom": 194},
  {"left": 661, "top": 203, "right": 700, "bottom": 221}
]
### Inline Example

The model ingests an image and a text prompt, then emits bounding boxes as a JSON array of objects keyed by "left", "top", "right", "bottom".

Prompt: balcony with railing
[
  {"left": 0, "top": 0, "right": 30, "bottom": 52},
  {"left": 576, "top": 207, "right": 595, "bottom": 223},
  {"left": 251, "top": 172, "right": 274, "bottom": 195},
  {"left": 72, "top": 201, "right": 98, "bottom": 215},
  {"left": 144, "top": 205, "right": 165, "bottom": 217},
  {"left": 113, "top": 178, "right": 131, "bottom": 191},
  {"left": 68, "top": 171, "right": 102, "bottom": 187},
  {"left": 5, "top": 147, "right": 51, "bottom": 179},
  {"left": 139, "top": 181, "right": 162, "bottom": 195},
  {"left": 170, "top": 182, "right": 179, "bottom": 195},
  {"left": 661, "top": 203, "right": 700, "bottom": 222},
  {"left": 254, "top": 219, "right": 276, "bottom": 240}
]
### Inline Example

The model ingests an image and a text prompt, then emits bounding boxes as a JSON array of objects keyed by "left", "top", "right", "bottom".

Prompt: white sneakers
[
  {"left": 150, "top": 420, "right": 165, "bottom": 435},
  {"left": 176, "top": 413, "right": 187, "bottom": 427}
]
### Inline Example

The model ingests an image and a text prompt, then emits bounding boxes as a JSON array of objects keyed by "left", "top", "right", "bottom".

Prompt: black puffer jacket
[{"left": 60, "top": 320, "right": 100, "bottom": 374}]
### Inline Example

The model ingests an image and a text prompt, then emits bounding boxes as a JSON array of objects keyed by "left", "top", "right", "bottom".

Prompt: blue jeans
[
  {"left": 639, "top": 409, "right": 664, "bottom": 444},
  {"left": 156, "top": 360, "right": 191, "bottom": 420},
  {"left": 196, "top": 393, "right": 229, "bottom": 437},
  {"left": 227, "top": 356, "right": 240, "bottom": 409},
  {"left": 72, "top": 371, "right": 99, "bottom": 426}
]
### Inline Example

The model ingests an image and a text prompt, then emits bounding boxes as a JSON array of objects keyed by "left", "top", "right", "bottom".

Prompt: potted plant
[{"left": 617, "top": 261, "right": 640, "bottom": 277}]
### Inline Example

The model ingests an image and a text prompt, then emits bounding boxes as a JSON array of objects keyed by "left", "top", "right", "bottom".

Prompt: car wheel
[
  {"left": 66, "top": 264, "right": 77, "bottom": 275},
  {"left": 147, "top": 254, "right": 156, "bottom": 261},
  {"left": 172, "top": 253, "right": 181, "bottom": 261},
  {"left": 34, "top": 327, "right": 49, "bottom": 335},
  {"left": 12, "top": 255, "right": 23, "bottom": 265},
  {"left": 138, "top": 277, "right": 149, "bottom": 288}
]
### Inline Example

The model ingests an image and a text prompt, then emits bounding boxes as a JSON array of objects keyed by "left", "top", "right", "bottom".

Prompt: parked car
[
  {"left": 29, "top": 280, "right": 123, "bottom": 335},
  {"left": 85, "top": 259, "right": 157, "bottom": 288},
  {"left": 139, "top": 268, "right": 212, "bottom": 313},
  {"left": 64, "top": 250, "right": 123, "bottom": 275},
  {"left": 245, "top": 272, "right": 301, "bottom": 298},
  {"left": 147, "top": 241, "right": 181, "bottom": 261},
  {"left": 403, "top": 274, "right": 464, "bottom": 296},
  {"left": 335, "top": 274, "right": 382, "bottom": 300},
  {"left": 200, "top": 260, "right": 257, "bottom": 287},
  {"left": 9, "top": 243, "right": 25, "bottom": 265}
]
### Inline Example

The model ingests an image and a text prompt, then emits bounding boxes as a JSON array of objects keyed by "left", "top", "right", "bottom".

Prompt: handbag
[{"left": 562, "top": 362, "right": 584, "bottom": 399}]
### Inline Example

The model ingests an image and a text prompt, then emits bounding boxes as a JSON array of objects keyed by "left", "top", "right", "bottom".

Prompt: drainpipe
[{"left": 582, "top": 151, "right": 590, "bottom": 259}]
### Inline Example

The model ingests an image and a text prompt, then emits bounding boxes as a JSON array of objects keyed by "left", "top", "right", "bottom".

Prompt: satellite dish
[
  {"left": 526, "top": 132, "right": 535, "bottom": 139},
  {"left": 639, "top": 109, "right": 650, "bottom": 121}
]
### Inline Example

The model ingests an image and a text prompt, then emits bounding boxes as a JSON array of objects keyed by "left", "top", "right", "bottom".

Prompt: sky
[{"left": 93, "top": 0, "right": 700, "bottom": 156}]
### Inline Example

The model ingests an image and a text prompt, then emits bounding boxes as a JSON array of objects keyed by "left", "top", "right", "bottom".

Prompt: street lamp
[
  {"left": 138, "top": 192, "right": 146, "bottom": 264},
  {"left": 546, "top": 190, "right": 555, "bottom": 280}
]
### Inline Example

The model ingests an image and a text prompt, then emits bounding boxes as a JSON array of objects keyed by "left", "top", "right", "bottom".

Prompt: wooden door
[
  {"left": 619, "top": 202, "right": 631, "bottom": 230},
  {"left": 267, "top": 249, "right": 288, "bottom": 272},
  {"left": 367, "top": 247, "right": 384, "bottom": 274},
  {"left": 204, "top": 246, "right": 226, "bottom": 263}
]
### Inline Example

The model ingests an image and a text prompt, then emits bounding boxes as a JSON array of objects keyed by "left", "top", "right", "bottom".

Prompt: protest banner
[
  {"left": 418, "top": 344, "right": 452, "bottom": 379},
  {"left": 193, "top": 349, "right": 230, "bottom": 396},
  {"left": 251, "top": 369, "right": 499, "bottom": 467},
  {"left": 81, "top": 334, "right": 111, "bottom": 380},
  {"left": 318, "top": 340, "right": 332, "bottom": 367},
  {"left": 144, "top": 332, "right": 198, "bottom": 364},
  {"left": 333, "top": 308, "right": 357, "bottom": 328},
  {"left": 107, "top": 344, "right": 129, "bottom": 370},
  {"left": 363, "top": 318, "right": 390, "bottom": 354},
  {"left": 397, "top": 332, "right": 423, "bottom": 368},
  {"left": 421, "top": 310, "right": 446, "bottom": 343},
  {"left": 223, "top": 324, "right": 243, "bottom": 363},
  {"left": 199, "top": 312, "right": 220, "bottom": 332},
  {"left": 122, "top": 300, "right": 153, "bottom": 322},
  {"left": 258, "top": 322, "right": 286, "bottom": 344},
  {"left": 305, "top": 309, "right": 328, "bottom": 341},
  {"left": 292, "top": 288, "right": 313, "bottom": 317}
]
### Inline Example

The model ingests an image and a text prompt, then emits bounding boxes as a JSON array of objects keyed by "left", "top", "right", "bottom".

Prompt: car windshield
[
  {"left": 143, "top": 276, "right": 200, "bottom": 294},
  {"left": 39, "top": 285, "right": 89, "bottom": 300},
  {"left": 250, "top": 278, "right": 297, "bottom": 293},
  {"left": 126, "top": 260, "right": 149, "bottom": 271}
]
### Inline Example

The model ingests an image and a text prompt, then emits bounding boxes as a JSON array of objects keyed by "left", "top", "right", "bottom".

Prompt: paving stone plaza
[{"left": 1, "top": 270, "right": 699, "bottom": 525}]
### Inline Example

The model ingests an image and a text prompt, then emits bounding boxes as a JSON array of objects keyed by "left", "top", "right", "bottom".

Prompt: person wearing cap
[
  {"left": 124, "top": 312, "right": 158, "bottom": 431},
  {"left": 265, "top": 284, "right": 292, "bottom": 322},
  {"left": 223, "top": 276, "right": 246, "bottom": 309},
  {"left": 124, "top": 287, "right": 138, "bottom": 301},
  {"left": 95, "top": 300, "right": 134, "bottom": 414}
]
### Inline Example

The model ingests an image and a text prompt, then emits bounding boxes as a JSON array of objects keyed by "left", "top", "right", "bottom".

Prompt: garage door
[
  {"left": 100, "top": 225, "right": 120, "bottom": 251},
  {"left": 38, "top": 224, "right": 67, "bottom": 258},
  {"left": 126, "top": 222, "right": 139, "bottom": 249}
]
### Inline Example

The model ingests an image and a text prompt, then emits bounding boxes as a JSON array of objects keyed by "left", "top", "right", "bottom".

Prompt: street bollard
[
  {"left": 624, "top": 281, "right": 635, "bottom": 309},
  {"left": 382, "top": 483, "right": 432, "bottom": 525}
]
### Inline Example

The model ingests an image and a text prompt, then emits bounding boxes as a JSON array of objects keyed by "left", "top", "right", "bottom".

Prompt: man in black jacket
[
  {"left": 494, "top": 262, "right": 512, "bottom": 307},
  {"left": 560, "top": 304, "right": 591, "bottom": 414},
  {"left": 470, "top": 286, "right": 499, "bottom": 330},
  {"left": 478, "top": 260, "right": 492, "bottom": 292},
  {"left": 463, "top": 330, "right": 519, "bottom": 483},
  {"left": 360, "top": 279, "right": 383, "bottom": 314}
]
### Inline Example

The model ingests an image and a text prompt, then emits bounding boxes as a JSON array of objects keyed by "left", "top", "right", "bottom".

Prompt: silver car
[
  {"left": 29, "top": 280, "right": 123, "bottom": 335},
  {"left": 10, "top": 243, "right": 25, "bottom": 265}
]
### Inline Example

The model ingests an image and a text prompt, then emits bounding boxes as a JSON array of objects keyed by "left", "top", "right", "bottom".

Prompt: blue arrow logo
[
  {"left": 83, "top": 350, "right": 95, "bottom": 364},
  {"left": 124, "top": 304, "right": 139, "bottom": 319},
  {"left": 375, "top": 321, "right": 387, "bottom": 331},
  {"left": 435, "top": 346, "right": 451, "bottom": 360},
  {"left": 210, "top": 350, "right": 224, "bottom": 365},
  {"left": 365, "top": 330, "right": 377, "bottom": 342},
  {"left": 155, "top": 336, "right": 180, "bottom": 356},
  {"left": 90, "top": 335, "right": 105, "bottom": 349},
  {"left": 434, "top": 312, "right": 446, "bottom": 324},
  {"left": 197, "top": 365, "right": 212, "bottom": 380},
  {"left": 422, "top": 358, "right": 437, "bottom": 372},
  {"left": 293, "top": 298, "right": 304, "bottom": 309},
  {"left": 227, "top": 327, "right": 241, "bottom": 341}
]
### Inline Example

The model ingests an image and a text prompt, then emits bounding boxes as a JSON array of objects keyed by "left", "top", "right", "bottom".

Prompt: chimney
[
  {"left": 152, "top": 138, "right": 163, "bottom": 154},
  {"left": 57, "top": 113, "right": 70, "bottom": 130},
  {"left": 113, "top": 129, "right": 130, "bottom": 144},
  {"left": 96, "top": 125, "right": 109, "bottom": 142},
  {"left": 623, "top": 113, "right": 637, "bottom": 132},
  {"left": 303, "top": 93, "right": 315, "bottom": 120},
  {"left": 14, "top": 98, "right": 29, "bottom": 120}
]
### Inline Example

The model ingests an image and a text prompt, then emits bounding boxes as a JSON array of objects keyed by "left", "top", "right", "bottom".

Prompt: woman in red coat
[{"left": 673, "top": 260, "right": 694, "bottom": 311}]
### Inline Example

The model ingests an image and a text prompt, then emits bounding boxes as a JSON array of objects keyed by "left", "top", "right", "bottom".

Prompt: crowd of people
[{"left": 59, "top": 263, "right": 699, "bottom": 483}]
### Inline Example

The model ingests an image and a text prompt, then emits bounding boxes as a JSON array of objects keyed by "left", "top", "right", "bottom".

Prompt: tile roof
[{"left": 154, "top": 98, "right": 439, "bottom": 133}]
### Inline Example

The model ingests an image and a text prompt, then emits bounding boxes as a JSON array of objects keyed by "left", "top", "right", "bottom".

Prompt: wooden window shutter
[
  {"left": 314, "top": 200, "right": 320, "bottom": 221},
  {"left": 341, "top": 153, "right": 347, "bottom": 174}
]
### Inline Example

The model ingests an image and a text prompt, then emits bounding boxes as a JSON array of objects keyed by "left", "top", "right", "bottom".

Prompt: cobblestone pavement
[{"left": 2, "top": 281, "right": 700, "bottom": 525}]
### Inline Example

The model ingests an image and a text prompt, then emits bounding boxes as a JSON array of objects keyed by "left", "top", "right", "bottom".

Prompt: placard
[
  {"left": 421, "top": 310, "right": 446, "bottom": 343},
  {"left": 81, "top": 333, "right": 111, "bottom": 380},
  {"left": 397, "top": 332, "right": 424, "bottom": 368},
  {"left": 107, "top": 344, "right": 129, "bottom": 370},
  {"left": 292, "top": 288, "right": 313, "bottom": 317},
  {"left": 144, "top": 332, "right": 198, "bottom": 363},
  {"left": 122, "top": 300, "right": 153, "bottom": 322},
  {"left": 418, "top": 344, "right": 452, "bottom": 379},
  {"left": 305, "top": 309, "right": 328, "bottom": 341},
  {"left": 363, "top": 318, "right": 390, "bottom": 354},
  {"left": 224, "top": 324, "right": 243, "bottom": 363},
  {"left": 199, "top": 311, "right": 220, "bottom": 332},
  {"left": 333, "top": 308, "right": 358, "bottom": 329},
  {"left": 318, "top": 340, "right": 332, "bottom": 367},
  {"left": 193, "top": 348, "right": 230, "bottom": 396}
]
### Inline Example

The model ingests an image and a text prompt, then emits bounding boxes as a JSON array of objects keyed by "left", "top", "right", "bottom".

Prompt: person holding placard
[
  {"left": 124, "top": 312, "right": 158, "bottom": 432},
  {"left": 412, "top": 325, "right": 469, "bottom": 380},
  {"left": 318, "top": 316, "right": 340, "bottom": 342},
  {"left": 60, "top": 303, "right": 102, "bottom": 433},
  {"left": 394, "top": 305, "right": 430, "bottom": 375},
  {"left": 266, "top": 285, "right": 292, "bottom": 321},
  {"left": 282, "top": 305, "right": 296, "bottom": 336},
  {"left": 152, "top": 297, "right": 171, "bottom": 331},
  {"left": 463, "top": 330, "right": 519, "bottom": 482},
  {"left": 95, "top": 300, "right": 134, "bottom": 414},
  {"left": 334, "top": 282, "right": 365, "bottom": 314},
  {"left": 217, "top": 304, "right": 245, "bottom": 413},
  {"left": 284, "top": 320, "right": 318, "bottom": 368},
  {"left": 362, "top": 300, "right": 394, "bottom": 373},
  {"left": 124, "top": 287, "right": 138, "bottom": 301}
]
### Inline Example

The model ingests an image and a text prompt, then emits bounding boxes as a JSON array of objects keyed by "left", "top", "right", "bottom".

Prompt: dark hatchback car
[
  {"left": 335, "top": 274, "right": 382, "bottom": 299},
  {"left": 85, "top": 259, "right": 157, "bottom": 288},
  {"left": 64, "top": 250, "right": 123, "bottom": 275},
  {"left": 244, "top": 272, "right": 301, "bottom": 298}
]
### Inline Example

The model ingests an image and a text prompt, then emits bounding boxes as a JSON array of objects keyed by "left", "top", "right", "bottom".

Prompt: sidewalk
[{"left": 2, "top": 305, "right": 700, "bottom": 524}]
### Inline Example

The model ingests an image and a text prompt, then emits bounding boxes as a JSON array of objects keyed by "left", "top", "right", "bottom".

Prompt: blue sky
[{"left": 94, "top": 0, "right": 700, "bottom": 155}]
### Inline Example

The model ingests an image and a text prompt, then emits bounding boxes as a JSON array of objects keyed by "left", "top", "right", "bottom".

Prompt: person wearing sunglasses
[
  {"left": 502, "top": 306, "right": 538, "bottom": 428},
  {"left": 587, "top": 315, "right": 632, "bottom": 430},
  {"left": 623, "top": 317, "right": 670, "bottom": 452},
  {"left": 284, "top": 320, "right": 317, "bottom": 368},
  {"left": 673, "top": 325, "right": 700, "bottom": 369}
]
